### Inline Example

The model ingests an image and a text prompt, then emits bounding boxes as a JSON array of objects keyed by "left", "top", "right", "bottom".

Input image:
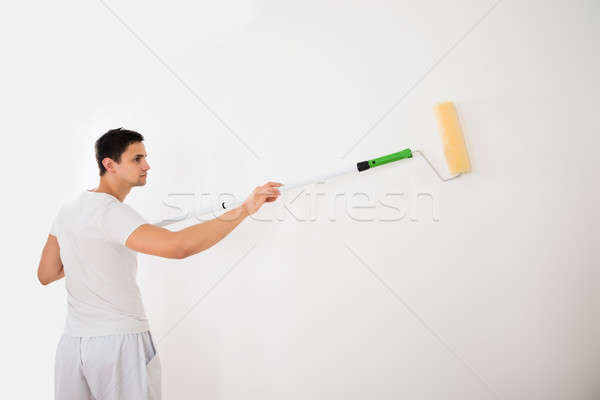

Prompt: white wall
[{"left": 2, "top": 0, "right": 598, "bottom": 398}]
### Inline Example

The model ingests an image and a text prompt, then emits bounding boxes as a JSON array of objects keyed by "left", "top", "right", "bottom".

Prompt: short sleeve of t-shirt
[
  {"left": 101, "top": 202, "right": 148, "bottom": 246},
  {"left": 50, "top": 212, "right": 59, "bottom": 237}
]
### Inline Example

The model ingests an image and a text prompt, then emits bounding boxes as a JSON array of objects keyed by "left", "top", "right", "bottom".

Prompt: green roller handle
[
  {"left": 369, "top": 148, "right": 413, "bottom": 168},
  {"left": 357, "top": 148, "right": 413, "bottom": 172}
]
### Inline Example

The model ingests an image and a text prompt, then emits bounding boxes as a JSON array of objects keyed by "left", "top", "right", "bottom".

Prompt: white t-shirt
[{"left": 50, "top": 189, "right": 150, "bottom": 337}]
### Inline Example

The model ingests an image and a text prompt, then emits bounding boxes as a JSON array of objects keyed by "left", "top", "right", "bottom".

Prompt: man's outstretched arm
[
  {"left": 126, "top": 181, "right": 282, "bottom": 259},
  {"left": 38, "top": 234, "right": 65, "bottom": 285}
]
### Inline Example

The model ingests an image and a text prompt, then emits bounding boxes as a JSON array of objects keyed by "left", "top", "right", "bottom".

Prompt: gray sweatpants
[{"left": 54, "top": 330, "right": 161, "bottom": 400}]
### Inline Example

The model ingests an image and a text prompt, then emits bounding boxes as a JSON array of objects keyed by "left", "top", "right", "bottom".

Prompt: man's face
[{"left": 112, "top": 141, "right": 150, "bottom": 187}]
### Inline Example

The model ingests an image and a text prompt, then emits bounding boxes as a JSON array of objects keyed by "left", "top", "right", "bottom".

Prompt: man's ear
[{"left": 102, "top": 157, "right": 115, "bottom": 173}]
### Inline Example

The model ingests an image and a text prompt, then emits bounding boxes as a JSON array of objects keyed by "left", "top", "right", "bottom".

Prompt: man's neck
[{"left": 91, "top": 179, "right": 131, "bottom": 203}]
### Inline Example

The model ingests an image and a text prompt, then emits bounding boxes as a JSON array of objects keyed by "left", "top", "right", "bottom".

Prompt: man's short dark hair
[{"left": 95, "top": 128, "right": 144, "bottom": 176}]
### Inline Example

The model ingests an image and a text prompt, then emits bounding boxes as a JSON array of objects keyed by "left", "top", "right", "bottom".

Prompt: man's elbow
[
  {"left": 38, "top": 265, "right": 64, "bottom": 286},
  {"left": 173, "top": 229, "right": 207, "bottom": 259},
  {"left": 37, "top": 271, "right": 49, "bottom": 286},
  {"left": 171, "top": 234, "right": 190, "bottom": 259},
  {"left": 173, "top": 246, "right": 189, "bottom": 260}
]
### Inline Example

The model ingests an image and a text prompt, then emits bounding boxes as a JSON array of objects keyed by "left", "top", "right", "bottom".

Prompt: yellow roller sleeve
[{"left": 435, "top": 102, "right": 471, "bottom": 175}]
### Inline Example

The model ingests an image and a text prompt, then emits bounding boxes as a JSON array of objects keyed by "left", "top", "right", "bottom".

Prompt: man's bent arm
[{"left": 38, "top": 234, "right": 65, "bottom": 285}]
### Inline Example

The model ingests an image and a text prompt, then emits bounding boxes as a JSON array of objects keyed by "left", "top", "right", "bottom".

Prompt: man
[{"left": 37, "top": 128, "right": 281, "bottom": 399}]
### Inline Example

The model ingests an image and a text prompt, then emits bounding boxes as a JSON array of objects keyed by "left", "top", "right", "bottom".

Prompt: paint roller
[{"left": 155, "top": 101, "right": 470, "bottom": 227}]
